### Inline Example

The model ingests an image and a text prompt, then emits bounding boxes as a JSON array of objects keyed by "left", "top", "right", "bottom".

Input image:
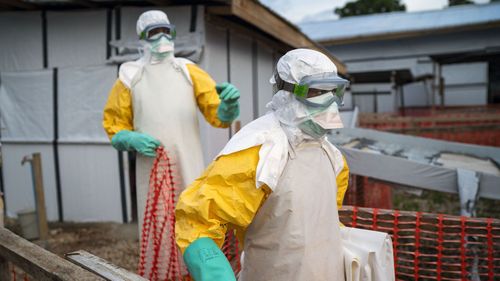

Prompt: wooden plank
[
  {"left": 66, "top": 250, "right": 148, "bottom": 281},
  {"left": 0, "top": 227, "right": 104, "bottom": 281},
  {"left": 32, "top": 153, "right": 49, "bottom": 241}
]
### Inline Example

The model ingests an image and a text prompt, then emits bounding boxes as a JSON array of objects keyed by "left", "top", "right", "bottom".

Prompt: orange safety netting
[
  {"left": 339, "top": 206, "right": 500, "bottom": 281},
  {"left": 139, "top": 147, "right": 185, "bottom": 281},
  {"left": 138, "top": 146, "right": 500, "bottom": 280},
  {"left": 358, "top": 106, "right": 500, "bottom": 147},
  {"left": 137, "top": 147, "right": 243, "bottom": 280}
]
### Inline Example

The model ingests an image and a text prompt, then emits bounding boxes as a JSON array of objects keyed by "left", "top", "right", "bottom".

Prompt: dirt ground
[{"left": 6, "top": 219, "right": 140, "bottom": 273}]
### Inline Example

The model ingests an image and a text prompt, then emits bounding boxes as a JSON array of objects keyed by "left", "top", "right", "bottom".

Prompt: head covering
[
  {"left": 267, "top": 49, "right": 343, "bottom": 142},
  {"left": 136, "top": 10, "right": 170, "bottom": 37}
]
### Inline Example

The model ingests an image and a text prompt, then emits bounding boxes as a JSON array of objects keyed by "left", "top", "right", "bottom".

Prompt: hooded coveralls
[
  {"left": 103, "top": 57, "right": 229, "bottom": 227},
  {"left": 175, "top": 113, "right": 349, "bottom": 281}
]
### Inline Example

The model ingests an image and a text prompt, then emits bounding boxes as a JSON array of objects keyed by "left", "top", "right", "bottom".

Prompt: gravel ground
[{"left": 6, "top": 219, "right": 140, "bottom": 273}]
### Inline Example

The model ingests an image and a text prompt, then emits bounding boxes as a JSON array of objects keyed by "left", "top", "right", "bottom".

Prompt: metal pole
[
  {"left": 438, "top": 63, "right": 444, "bottom": 107},
  {"left": 432, "top": 62, "right": 436, "bottom": 111}
]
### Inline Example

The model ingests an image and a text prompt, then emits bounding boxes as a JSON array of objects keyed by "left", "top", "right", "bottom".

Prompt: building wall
[
  {"left": 0, "top": 6, "right": 281, "bottom": 222},
  {"left": 199, "top": 21, "right": 279, "bottom": 163},
  {"left": 327, "top": 28, "right": 499, "bottom": 112},
  {"left": 0, "top": 6, "right": 203, "bottom": 223}
]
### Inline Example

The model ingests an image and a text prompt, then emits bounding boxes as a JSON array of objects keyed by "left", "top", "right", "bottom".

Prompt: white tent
[{"left": 0, "top": 1, "right": 342, "bottom": 223}]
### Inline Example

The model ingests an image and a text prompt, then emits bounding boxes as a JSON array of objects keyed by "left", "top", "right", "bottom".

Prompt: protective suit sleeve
[
  {"left": 102, "top": 79, "right": 134, "bottom": 139},
  {"left": 186, "top": 63, "right": 230, "bottom": 128},
  {"left": 175, "top": 145, "right": 270, "bottom": 254},
  {"left": 336, "top": 155, "right": 350, "bottom": 209}
]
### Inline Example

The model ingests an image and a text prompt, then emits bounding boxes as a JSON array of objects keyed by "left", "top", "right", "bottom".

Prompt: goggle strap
[{"left": 274, "top": 73, "right": 309, "bottom": 98}]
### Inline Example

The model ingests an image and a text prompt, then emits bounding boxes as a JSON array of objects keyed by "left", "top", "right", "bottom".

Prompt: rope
[{"left": 138, "top": 147, "right": 184, "bottom": 281}]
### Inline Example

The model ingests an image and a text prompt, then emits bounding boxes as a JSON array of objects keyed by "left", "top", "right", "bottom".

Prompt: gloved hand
[
  {"left": 111, "top": 130, "right": 161, "bottom": 157},
  {"left": 184, "top": 237, "right": 236, "bottom": 281},
  {"left": 216, "top": 82, "right": 240, "bottom": 122}
]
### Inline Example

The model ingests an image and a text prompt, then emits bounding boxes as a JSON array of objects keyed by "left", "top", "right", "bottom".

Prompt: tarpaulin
[{"left": 0, "top": 70, "right": 54, "bottom": 142}]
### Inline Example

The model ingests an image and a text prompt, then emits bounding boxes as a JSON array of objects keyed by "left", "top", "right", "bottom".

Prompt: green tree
[
  {"left": 448, "top": 0, "right": 474, "bottom": 6},
  {"left": 334, "top": 0, "right": 406, "bottom": 18}
]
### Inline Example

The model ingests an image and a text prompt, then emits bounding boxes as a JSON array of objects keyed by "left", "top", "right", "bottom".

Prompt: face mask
[
  {"left": 311, "top": 102, "right": 344, "bottom": 129},
  {"left": 298, "top": 119, "right": 328, "bottom": 139},
  {"left": 150, "top": 36, "right": 174, "bottom": 54}
]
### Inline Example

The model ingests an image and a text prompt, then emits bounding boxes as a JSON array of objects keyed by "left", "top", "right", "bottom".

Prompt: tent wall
[
  {"left": 0, "top": 12, "right": 44, "bottom": 71},
  {"left": 0, "top": 5, "right": 283, "bottom": 222},
  {"left": 198, "top": 22, "right": 231, "bottom": 163},
  {"left": 0, "top": 9, "right": 128, "bottom": 222},
  {"left": 256, "top": 44, "right": 275, "bottom": 117},
  {"left": 200, "top": 20, "right": 282, "bottom": 163},
  {"left": 1, "top": 144, "right": 58, "bottom": 220},
  {"left": 58, "top": 145, "right": 124, "bottom": 222},
  {"left": 47, "top": 10, "right": 108, "bottom": 68}
]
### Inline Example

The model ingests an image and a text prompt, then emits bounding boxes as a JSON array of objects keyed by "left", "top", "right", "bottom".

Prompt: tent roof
[{"left": 299, "top": 2, "right": 500, "bottom": 46}]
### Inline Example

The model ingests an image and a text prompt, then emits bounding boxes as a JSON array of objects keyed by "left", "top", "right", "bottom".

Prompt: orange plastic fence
[
  {"left": 9, "top": 206, "right": 499, "bottom": 280},
  {"left": 339, "top": 206, "right": 500, "bottom": 281},
  {"left": 359, "top": 106, "right": 500, "bottom": 147}
]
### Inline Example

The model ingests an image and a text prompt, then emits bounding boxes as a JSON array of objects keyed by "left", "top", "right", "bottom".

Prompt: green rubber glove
[
  {"left": 184, "top": 237, "right": 236, "bottom": 281},
  {"left": 111, "top": 130, "right": 161, "bottom": 157},
  {"left": 216, "top": 82, "right": 240, "bottom": 123}
]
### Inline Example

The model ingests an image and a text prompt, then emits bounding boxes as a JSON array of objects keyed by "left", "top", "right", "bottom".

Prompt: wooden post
[{"left": 31, "top": 153, "right": 49, "bottom": 241}]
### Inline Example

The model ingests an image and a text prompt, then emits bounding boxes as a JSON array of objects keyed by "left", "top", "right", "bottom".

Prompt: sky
[{"left": 259, "top": 0, "right": 491, "bottom": 23}]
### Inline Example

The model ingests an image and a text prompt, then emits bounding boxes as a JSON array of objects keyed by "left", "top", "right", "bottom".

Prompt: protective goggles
[
  {"left": 140, "top": 23, "right": 176, "bottom": 41},
  {"left": 274, "top": 72, "right": 349, "bottom": 108}
]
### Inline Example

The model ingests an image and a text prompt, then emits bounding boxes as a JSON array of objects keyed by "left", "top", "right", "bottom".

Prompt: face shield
[
  {"left": 140, "top": 23, "right": 177, "bottom": 42},
  {"left": 273, "top": 72, "right": 349, "bottom": 109}
]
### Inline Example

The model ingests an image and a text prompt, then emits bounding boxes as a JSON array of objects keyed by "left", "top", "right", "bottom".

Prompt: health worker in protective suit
[
  {"left": 175, "top": 48, "right": 350, "bottom": 281},
  {"left": 103, "top": 10, "right": 240, "bottom": 227},
  {"left": 102, "top": 10, "right": 240, "bottom": 278}
]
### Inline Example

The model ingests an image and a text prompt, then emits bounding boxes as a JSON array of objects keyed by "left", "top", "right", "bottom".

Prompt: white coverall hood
[
  {"left": 136, "top": 10, "right": 171, "bottom": 36},
  {"left": 268, "top": 48, "right": 344, "bottom": 144}
]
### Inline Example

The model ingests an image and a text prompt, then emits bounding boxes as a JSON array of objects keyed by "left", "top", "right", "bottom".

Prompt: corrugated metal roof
[{"left": 299, "top": 2, "right": 500, "bottom": 43}]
